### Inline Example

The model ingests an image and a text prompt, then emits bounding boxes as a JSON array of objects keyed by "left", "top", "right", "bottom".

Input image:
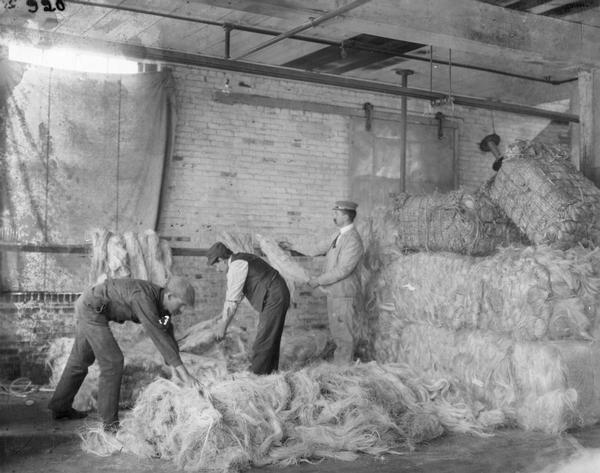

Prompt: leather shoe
[
  {"left": 52, "top": 407, "right": 88, "bottom": 420},
  {"left": 103, "top": 421, "right": 120, "bottom": 434}
]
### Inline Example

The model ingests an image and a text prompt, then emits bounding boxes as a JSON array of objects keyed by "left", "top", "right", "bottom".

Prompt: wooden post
[{"left": 578, "top": 69, "right": 600, "bottom": 186}]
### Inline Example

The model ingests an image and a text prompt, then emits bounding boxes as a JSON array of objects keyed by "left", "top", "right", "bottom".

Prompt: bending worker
[
  {"left": 308, "top": 200, "right": 364, "bottom": 364},
  {"left": 48, "top": 276, "right": 200, "bottom": 432},
  {"left": 206, "top": 241, "right": 290, "bottom": 375}
]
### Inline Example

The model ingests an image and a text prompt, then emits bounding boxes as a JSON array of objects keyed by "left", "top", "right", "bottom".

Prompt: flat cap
[
  {"left": 206, "top": 241, "right": 231, "bottom": 266},
  {"left": 332, "top": 200, "right": 358, "bottom": 211}
]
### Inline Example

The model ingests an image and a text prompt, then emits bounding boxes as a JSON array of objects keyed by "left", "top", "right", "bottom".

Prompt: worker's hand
[
  {"left": 174, "top": 365, "right": 204, "bottom": 393},
  {"left": 214, "top": 320, "right": 227, "bottom": 342},
  {"left": 278, "top": 241, "right": 293, "bottom": 251},
  {"left": 308, "top": 278, "right": 320, "bottom": 289},
  {"left": 170, "top": 365, "right": 182, "bottom": 383},
  {"left": 184, "top": 375, "right": 204, "bottom": 394}
]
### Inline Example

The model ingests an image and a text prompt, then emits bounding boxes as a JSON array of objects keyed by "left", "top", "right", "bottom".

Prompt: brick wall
[
  {"left": 0, "top": 293, "right": 77, "bottom": 383},
  {"left": 159, "top": 65, "right": 570, "bottom": 243},
  {"left": 1, "top": 63, "right": 570, "bottom": 381}
]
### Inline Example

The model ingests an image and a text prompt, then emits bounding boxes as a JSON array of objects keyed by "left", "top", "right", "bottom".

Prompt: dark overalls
[
  {"left": 48, "top": 278, "right": 181, "bottom": 426},
  {"left": 232, "top": 253, "right": 290, "bottom": 375}
]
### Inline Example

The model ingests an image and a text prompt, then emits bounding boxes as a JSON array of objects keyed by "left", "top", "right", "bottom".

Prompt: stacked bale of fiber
[
  {"left": 380, "top": 246, "right": 599, "bottom": 341},
  {"left": 391, "top": 324, "right": 600, "bottom": 434},
  {"left": 82, "top": 362, "right": 498, "bottom": 469},
  {"left": 370, "top": 245, "right": 600, "bottom": 433},
  {"left": 385, "top": 188, "right": 528, "bottom": 256},
  {"left": 487, "top": 140, "right": 600, "bottom": 248}
]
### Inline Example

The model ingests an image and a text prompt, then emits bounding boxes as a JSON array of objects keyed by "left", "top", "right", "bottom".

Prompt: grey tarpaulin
[{"left": 0, "top": 60, "right": 175, "bottom": 291}]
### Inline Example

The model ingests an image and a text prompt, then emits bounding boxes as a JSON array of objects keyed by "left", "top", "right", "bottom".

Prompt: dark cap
[
  {"left": 332, "top": 200, "right": 358, "bottom": 211},
  {"left": 206, "top": 241, "right": 232, "bottom": 265}
]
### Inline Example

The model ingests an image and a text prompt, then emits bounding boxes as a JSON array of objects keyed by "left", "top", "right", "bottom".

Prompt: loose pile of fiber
[
  {"left": 376, "top": 245, "right": 600, "bottom": 341},
  {"left": 89, "top": 228, "right": 172, "bottom": 285},
  {"left": 385, "top": 188, "right": 527, "bottom": 256},
  {"left": 81, "top": 361, "right": 496, "bottom": 471},
  {"left": 488, "top": 140, "right": 600, "bottom": 248}
]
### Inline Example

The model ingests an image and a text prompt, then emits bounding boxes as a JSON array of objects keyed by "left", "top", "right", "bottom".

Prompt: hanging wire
[
  {"left": 448, "top": 48, "right": 454, "bottom": 112},
  {"left": 116, "top": 79, "right": 122, "bottom": 232},
  {"left": 428, "top": 45, "right": 435, "bottom": 113},
  {"left": 43, "top": 68, "right": 53, "bottom": 291},
  {"left": 429, "top": 45, "right": 433, "bottom": 93},
  {"left": 491, "top": 110, "right": 496, "bottom": 134},
  {"left": 448, "top": 49, "right": 451, "bottom": 98}
]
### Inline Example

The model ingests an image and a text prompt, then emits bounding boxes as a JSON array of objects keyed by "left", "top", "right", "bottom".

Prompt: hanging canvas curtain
[{"left": 0, "top": 59, "right": 176, "bottom": 291}]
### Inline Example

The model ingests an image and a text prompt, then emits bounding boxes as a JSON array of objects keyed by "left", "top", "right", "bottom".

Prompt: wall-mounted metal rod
[
  {"left": 224, "top": 24, "right": 232, "bottom": 59},
  {"left": 233, "top": 0, "right": 371, "bottom": 60},
  {"left": 396, "top": 70, "right": 413, "bottom": 193},
  {"left": 67, "top": 0, "right": 576, "bottom": 85}
]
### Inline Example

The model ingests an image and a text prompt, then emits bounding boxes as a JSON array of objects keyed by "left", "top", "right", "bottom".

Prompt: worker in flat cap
[
  {"left": 48, "top": 276, "right": 201, "bottom": 433},
  {"left": 307, "top": 200, "right": 364, "bottom": 364},
  {"left": 206, "top": 241, "right": 290, "bottom": 375}
]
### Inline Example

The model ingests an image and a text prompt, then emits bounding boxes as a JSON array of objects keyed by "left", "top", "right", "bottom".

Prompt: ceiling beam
[{"left": 190, "top": 0, "right": 600, "bottom": 69}]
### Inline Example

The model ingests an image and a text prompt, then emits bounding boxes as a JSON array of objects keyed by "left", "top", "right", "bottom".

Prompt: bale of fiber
[
  {"left": 381, "top": 323, "right": 600, "bottom": 434},
  {"left": 385, "top": 188, "right": 527, "bottom": 256},
  {"left": 377, "top": 246, "right": 600, "bottom": 341},
  {"left": 488, "top": 140, "right": 600, "bottom": 248}
]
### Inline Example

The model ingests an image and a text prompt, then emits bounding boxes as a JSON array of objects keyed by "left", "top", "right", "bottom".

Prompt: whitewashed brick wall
[{"left": 160, "top": 65, "right": 569, "bottom": 244}]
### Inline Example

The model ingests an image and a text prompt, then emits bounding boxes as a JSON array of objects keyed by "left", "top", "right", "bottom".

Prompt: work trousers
[
  {"left": 250, "top": 277, "right": 290, "bottom": 375},
  {"left": 327, "top": 296, "right": 357, "bottom": 364},
  {"left": 48, "top": 297, "right": 124, "bottom": 425}
]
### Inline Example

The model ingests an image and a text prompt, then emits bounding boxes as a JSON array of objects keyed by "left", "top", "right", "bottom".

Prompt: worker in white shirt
[{"left": 206, "top": 242, "right": 290, "bottom": 375}]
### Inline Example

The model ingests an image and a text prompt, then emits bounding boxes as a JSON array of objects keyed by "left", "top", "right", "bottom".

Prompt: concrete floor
[{"left": 2, "top": 391, "right": 600, "bottom": 473}]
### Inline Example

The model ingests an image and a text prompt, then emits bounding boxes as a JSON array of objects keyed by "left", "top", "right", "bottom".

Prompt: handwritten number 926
[{"left": 27, "top": 0, "right": 65, "bottom": 12}]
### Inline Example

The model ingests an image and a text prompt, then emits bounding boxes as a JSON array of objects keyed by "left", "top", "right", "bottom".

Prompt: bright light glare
[{"left": 8, "top": 44, "right": 138, "bottom": 74}]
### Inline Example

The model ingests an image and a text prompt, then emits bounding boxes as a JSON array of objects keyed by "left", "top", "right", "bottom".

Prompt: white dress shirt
[
  {"left": 333, "top": 223, "right": 354, "bottom": 247},
  {"left": 223, "top": 257, "right": 248, "bottom": 313}
]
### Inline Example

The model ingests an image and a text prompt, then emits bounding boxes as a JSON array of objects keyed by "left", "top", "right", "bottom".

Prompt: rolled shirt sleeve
[{"left": 225, "top": 259, "right": 248, "bottom": 303}]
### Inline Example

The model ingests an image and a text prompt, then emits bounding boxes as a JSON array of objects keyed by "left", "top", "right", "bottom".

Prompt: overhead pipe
[
  {"left": 67, "top": 0, "right": 577, "bottom": 85},
  {"left": 4, "top": 27, "right": 579, "bottom": 123},
  {"left": 232, "top": 0, "right": 371, "bottom": 60}
]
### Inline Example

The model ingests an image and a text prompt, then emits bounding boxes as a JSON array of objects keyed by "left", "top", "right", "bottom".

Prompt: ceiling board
[{"left": 4, "top": 0, "right": 600, "bottom": 106}]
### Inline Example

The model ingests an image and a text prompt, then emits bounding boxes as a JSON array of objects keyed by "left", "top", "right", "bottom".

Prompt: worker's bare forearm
[{"left": 221, "top": 301, "right": 238, "bottom": 329}]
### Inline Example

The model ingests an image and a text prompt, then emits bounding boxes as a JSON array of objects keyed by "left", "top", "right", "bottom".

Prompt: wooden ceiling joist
[{"left": 189, "top": 0, "right": 600, "bottom": 69}]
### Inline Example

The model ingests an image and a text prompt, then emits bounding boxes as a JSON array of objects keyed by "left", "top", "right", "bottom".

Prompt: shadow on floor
[{"left": 2, "top": 391, "right": 600, "bottom": 473}]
